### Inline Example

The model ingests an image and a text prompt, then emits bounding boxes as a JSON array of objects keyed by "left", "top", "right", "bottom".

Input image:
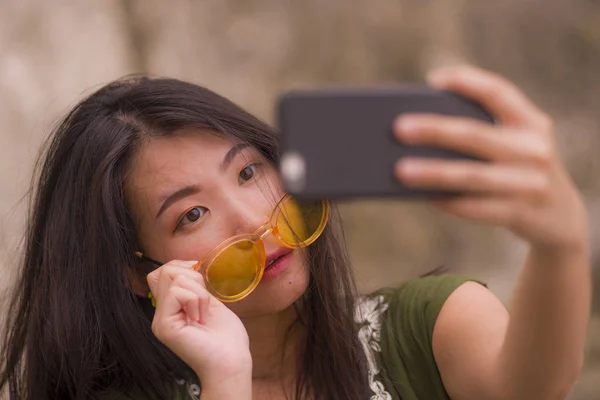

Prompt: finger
[
  {"left": 185, "top": 300, "right": 202, "bottom": 325},
  {"left": 172, "top": 274, "right": 209, "bottom": 293},
  {"left": 394, "top": 114, "right": 555, "bottom": 164},
  {"left": 395, "top": 158, "right": 550, "bottom": 198},
  {"left": 154, "top": 286, "right": 202, "bottom": 326},
  {"left": 147, "top": 261, "right": 202, "bottom": 302},
  {"left": 147, "top": 260, "right": 198, "bottom": 294},
  {"left": 427, "top": 65, "right": 550, "bottom": 129},
  {"left": 172, "top": 275, "right": 212, "bottom": 324},
  {"left": 161, "top": 262, "right": 203, "bottom": 282},
  {"left": 155, "top": 268, "right": 204, "bottom": 309},
  {"left": 165, "top": 259, "right": 202, "bottom": 270},
  {"left": 431, "top": 197, "right": 519, "bottom": 226}
]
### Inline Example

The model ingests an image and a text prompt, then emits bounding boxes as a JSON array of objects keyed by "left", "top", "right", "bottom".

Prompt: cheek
[
  {"left": 286, "top": 251, "right": 311, "bottom": 286},
  {"left": 224, "top": 251, "right": 311, "bottom": 318},
  {"left": 140, "top": 227, "right": 226, "bottom": 264},
  {"left": 162, "top": 235, "right": 222, "bottom": 263}
]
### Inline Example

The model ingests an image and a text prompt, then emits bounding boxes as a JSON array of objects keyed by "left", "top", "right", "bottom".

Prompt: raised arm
[{"left": 394, "top": 65, "right": 590, "bottom": 400}]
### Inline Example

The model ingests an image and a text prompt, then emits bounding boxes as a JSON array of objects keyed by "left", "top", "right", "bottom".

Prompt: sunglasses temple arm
[{"left": 134, "top": 251, "right": 164, "bottom": 267}]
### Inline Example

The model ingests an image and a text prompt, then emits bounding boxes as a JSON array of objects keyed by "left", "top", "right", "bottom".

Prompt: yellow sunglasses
[{"left": 137, "top": 194, "right": 329, "bottom": 303}]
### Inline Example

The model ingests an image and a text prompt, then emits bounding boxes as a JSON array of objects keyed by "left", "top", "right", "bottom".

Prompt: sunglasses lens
[
  {"left": 276, "top": 197, "right": 327, "bottom": 247},
  {"left": 206, "top": 240, "right": 263, "bottom": 299}
]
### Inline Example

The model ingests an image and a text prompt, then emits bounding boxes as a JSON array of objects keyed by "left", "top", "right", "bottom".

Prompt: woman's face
[{"left": 126, "top": 129, "right": 310, "bottom": 318}]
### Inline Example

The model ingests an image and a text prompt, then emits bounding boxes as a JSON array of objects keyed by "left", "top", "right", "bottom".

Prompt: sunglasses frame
[{"left": 192, "top": 193, "right": 330, "bottom": 302}]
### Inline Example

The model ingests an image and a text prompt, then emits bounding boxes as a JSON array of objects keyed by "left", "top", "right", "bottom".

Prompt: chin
[{"left": 225, "top": 251, "right": 309, "bottom": 319}]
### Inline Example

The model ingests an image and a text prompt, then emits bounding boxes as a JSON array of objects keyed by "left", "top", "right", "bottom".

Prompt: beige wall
[{"left": 1, "top": 0, "right": 599, "bottom": 397}]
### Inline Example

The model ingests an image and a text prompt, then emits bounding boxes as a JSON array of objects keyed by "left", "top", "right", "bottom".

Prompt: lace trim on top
[{"left": 354, "top": 295, "right": 393, "bottom": 400}]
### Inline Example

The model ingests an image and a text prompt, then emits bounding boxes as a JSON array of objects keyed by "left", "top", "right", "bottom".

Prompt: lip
[
  {"left": 265, "top": 247, "right": 293, "bottom": 268},
  {"left": 261, "top": 247, "right": 294, "bottom": 281}
]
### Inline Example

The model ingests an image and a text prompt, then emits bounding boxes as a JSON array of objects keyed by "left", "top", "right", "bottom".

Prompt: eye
[
  {"left": 238, "top": 163, "right": 261, "bottom": 184},
  {"left": 176, "top": 206, "right": 207, "bottom": 230}
]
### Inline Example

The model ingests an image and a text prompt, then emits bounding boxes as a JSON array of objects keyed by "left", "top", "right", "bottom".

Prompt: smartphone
[{"left": 276, "top": 85, "right": 494, "bottom": 201}]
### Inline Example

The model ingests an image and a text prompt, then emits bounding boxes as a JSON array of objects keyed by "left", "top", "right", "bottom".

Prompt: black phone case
[{"left": 276, "top": 85, "right": 494, "bottom": 201}]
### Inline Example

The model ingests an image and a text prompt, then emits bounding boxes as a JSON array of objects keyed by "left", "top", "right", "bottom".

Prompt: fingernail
[
  {"left": 396, "top": 160, "right": 421, "bottom": 177},
  {"left": 426, "top": 69, "right": 451, "bottom": 88},
  {"left": 395, "top": 117, "right": 418, "bottom": 137}
]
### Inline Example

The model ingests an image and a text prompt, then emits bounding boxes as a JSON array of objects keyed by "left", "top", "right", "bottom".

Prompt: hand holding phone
[{"left": 276, "top": 85, "right": 494, "bottom": 201}]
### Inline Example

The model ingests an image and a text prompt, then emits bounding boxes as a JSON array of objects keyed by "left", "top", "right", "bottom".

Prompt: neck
[{"left": 241, "top": 305, "right": 305, "bottom": 381}]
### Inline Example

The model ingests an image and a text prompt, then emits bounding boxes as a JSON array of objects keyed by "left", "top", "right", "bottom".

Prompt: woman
[{"left": 0, "top": 65, "right": 590, "bottom": 400}]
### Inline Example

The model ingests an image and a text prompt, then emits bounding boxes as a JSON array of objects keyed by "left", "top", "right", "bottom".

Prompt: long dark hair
[{"left": 0, "top": 76, "right": 369, "bottom": 399}]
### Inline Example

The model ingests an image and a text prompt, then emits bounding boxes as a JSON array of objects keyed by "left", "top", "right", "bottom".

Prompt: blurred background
[{"left": 0, "top": 0, "right": 599, "bottom": 397}]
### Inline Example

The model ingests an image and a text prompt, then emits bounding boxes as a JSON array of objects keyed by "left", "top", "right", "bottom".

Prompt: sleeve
[
  {"left": 377, "top": 274, "right": 487, "bottom": 400},
  {"left": 395, "top": 274, "right": 487, "bottom": 345}
]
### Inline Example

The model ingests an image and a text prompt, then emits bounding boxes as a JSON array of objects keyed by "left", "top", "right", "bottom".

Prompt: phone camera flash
[{"left": 280, "top": 151, "right": 307, "bottom": 193}]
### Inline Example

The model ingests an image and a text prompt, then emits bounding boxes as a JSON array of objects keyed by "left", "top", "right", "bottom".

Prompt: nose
[{"left": 225, "top": 195, "right": 274, "bottom": 236}]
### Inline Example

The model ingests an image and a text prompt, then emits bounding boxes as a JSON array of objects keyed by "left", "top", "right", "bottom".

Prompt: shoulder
[
  {"left": 374, "top": 274, "right": 488, "bottom": 334},
  {"left": 432, "top": 277, "right": 507, "bottom": 353},
  {"left": 431, "top": 276, "right": 509, "bottom": 399},
  {"left": 355, "top": 274, "right": 490, "bottom": 399}
]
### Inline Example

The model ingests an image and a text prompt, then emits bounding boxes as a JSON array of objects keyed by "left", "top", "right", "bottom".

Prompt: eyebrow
[
  {"left": 220, "top": 142, "right": 251, "bottom": 171},
  {"left": 155, "top": 185, "right": 201, "bottom": 219},
  {"left": 155, "top": 143, "right": 252, "bottom": 219}
]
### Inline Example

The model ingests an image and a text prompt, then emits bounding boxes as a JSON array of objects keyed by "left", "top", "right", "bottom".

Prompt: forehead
[
  {"left": 143, "top": 129, "right": 233, "bottom": 160},
  {"left": 125, "top": 130, "right": 240, "bottom": 211},
  {"left": 131, "top": 130, "right": 233, "bottom": 184}
]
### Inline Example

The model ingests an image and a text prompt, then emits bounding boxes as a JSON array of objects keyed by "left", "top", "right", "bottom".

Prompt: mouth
[{"left": 265, "top": 248, "right": 293, "bottom": 270}]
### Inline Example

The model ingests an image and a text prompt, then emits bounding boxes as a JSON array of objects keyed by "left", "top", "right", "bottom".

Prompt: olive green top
[
  {"left": 357, "top": 274, "right": 484, "bottom": 399},
  {"left": 101, "top": 274, "right": 484, "bottom": 399}
]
